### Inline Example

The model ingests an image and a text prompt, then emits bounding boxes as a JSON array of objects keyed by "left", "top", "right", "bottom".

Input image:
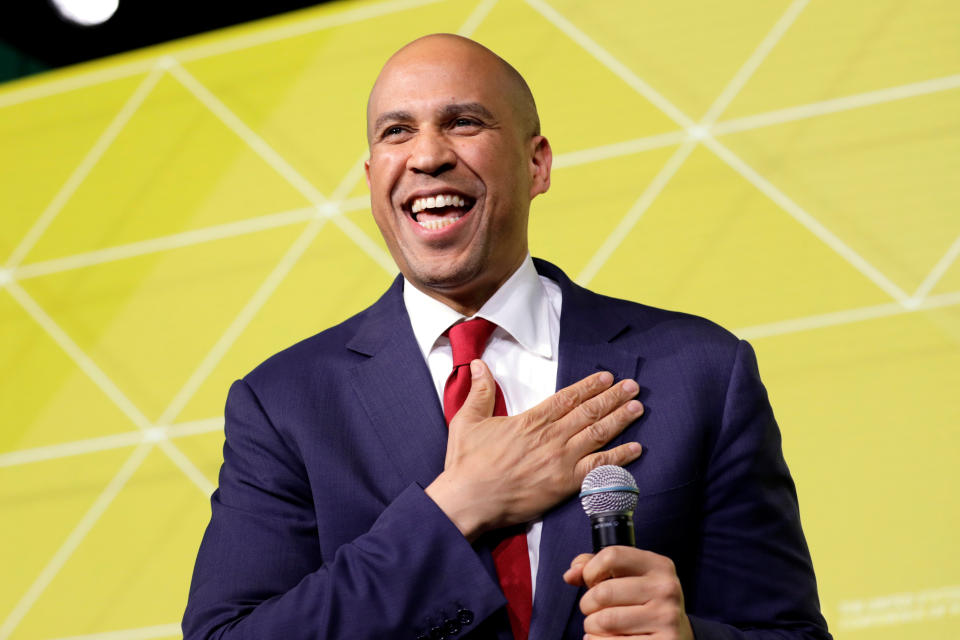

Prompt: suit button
[
  {"left": 456, "top": 608, "right": 474, "bottom": 625},
  {"left": 429, "top": 625, "right": 443, "bottom": 640},
  {"left": 443, "top": 618, "right": 461, "bottom": 635}
]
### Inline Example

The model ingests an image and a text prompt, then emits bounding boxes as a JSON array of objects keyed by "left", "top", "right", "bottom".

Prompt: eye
[
  {"left": 453, "top": 117, "right": 479, "bottom": 128},
  {"left": 381, "top": 125, "right": 411, "bottom": 141}
]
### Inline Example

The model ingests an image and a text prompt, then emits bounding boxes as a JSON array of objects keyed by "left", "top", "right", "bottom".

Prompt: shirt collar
[{"left": 403, "top": 254, "right": 554, "bottom": 360}]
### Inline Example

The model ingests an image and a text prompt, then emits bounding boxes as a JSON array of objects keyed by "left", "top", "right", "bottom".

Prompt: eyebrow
[
  {"left": 372, "top": 110, "right": 413, "bottom": 134},
  {"left": 438, "top": 102, "right": 496, "bottom": 122},
  {"left": 372, "top": 102, "right": 497, "bottom": 134}
]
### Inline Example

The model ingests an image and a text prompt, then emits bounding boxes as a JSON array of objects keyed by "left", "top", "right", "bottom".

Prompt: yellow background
[{"left": 2, "top": 0, "right": 958, "bottom": 638}]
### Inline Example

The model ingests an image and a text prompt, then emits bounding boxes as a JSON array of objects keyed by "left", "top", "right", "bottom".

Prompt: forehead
[{"left": 368, "top": 50, "right": 511, "bottom": 122}]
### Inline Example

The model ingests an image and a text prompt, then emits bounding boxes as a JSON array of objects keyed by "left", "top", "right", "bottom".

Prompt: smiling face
[{"left": 365, "top": 35, "right": 551, "bottom": 315}]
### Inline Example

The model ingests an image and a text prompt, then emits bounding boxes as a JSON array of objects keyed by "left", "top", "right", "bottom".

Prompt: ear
[
  {"left": 528, "top": 135, "right": 552, "bottom": 199},
  {"left": 364, "top": 158, "right": 372, "bottom": 189}
]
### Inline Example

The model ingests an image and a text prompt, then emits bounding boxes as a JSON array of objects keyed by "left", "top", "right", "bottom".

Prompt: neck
[
  {"left": 415, "top": 282, "right": 497, "bottom": 317},
  {"left": 411, "top": 254, "right": 527, "bottom": 316}
]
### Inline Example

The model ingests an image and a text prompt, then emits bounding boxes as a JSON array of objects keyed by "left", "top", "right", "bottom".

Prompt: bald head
[
  {"left": 363, "top": 32, "right": 553, "bottom": 315},
  {"left": 367, "top": 34, "right": 540, "bottom": 143}
]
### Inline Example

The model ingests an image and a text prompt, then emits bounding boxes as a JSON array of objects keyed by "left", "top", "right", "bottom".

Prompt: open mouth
[{"left": 405, "top": 192, "right": 477, "bottom": 230}]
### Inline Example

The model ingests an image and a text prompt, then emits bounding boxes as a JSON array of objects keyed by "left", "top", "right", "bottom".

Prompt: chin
[{"left": 408, "top": 257, "right": 486, "bottom": 292}]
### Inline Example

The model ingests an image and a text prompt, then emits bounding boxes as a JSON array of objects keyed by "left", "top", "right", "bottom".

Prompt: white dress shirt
[{"left": 403, "top": 254, "right": 562, "bottom": 599}]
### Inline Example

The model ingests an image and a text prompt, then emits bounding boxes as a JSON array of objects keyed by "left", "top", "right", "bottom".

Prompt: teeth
[
  {"left": 410, "top": 194, "right": 468, "bottom": 214},
  {"left": 417, "top": 215, "right": 462, "bottom": 230}
]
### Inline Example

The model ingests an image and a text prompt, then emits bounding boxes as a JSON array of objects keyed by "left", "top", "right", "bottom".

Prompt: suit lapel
[
  {"left": 530, "top": 261, "right": 643, "bottom": 640},
  {"left": 347, "top": 280, "right": 506, "bottom": 636},
  {"left": 345, "top": 278, "right": 449, "bottom": 490},
  {"left": 345, "top": 264, "right": 644, "bottom": 639}
]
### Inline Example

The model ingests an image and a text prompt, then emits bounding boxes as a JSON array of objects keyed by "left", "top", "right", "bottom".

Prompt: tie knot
[{"left": 447, "top": 317, "right": 498, "bottom": 367}]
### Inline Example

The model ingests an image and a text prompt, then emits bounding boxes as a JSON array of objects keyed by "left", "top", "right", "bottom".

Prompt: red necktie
[{"left": 443, "top": 318, "right": 532, "bottom": 640}]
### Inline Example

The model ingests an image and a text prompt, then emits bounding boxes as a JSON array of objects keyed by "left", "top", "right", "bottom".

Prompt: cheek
[{"left": 367, "top": 152, "right": 404, "bottom": 195}]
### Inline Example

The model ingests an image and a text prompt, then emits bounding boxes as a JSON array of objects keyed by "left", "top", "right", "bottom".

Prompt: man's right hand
[{"left": 425, "top": 360, "right": 644, "bottom": 541}]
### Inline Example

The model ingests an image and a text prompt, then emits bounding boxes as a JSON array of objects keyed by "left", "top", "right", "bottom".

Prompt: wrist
[{"left": 425, "top": 472, "right": 489, "bottom": 542}]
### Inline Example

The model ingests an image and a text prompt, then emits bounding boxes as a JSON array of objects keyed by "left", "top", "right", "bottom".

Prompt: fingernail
[
  {"left": 621, "top": 379, "right": 639, "bottom": 394},
  {"left": 627, "top": 400, "right": 643, "bottom": 414},
  {"left": 598, "top": 371, "right": 613, "bottom": 385},
  {"left": 470, "top": 360, "right": 482, "bottom": 377},
  {"left": 629, "top": 442, "right": 642, "bottom": 454}
]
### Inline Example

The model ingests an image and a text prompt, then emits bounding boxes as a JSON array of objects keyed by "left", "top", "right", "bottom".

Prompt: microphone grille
[{"left": 579, "top": 465, "right": 639, "bottom": 516}]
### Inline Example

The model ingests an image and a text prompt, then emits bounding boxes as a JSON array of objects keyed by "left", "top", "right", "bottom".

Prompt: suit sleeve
[
  {"left": 181, "top": 379, "right": 507, "bottom": 640},
  {"left": 686, "top": 340, "right": 831, "bottom": 640}
]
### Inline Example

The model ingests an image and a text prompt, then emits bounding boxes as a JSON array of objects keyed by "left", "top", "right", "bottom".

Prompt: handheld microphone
[{"left": 579, "top": 465, "right": 639, "bottom": 551}]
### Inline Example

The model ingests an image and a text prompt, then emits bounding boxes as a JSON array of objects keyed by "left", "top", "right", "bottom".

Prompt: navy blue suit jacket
[{"left": 183, "top": 259, "right": 830, "bottom": 640}]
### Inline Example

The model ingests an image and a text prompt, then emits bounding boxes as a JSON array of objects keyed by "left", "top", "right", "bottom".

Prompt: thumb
[
  {"left": 562, "top": 553, "right": 594, "bottom": 587},
  {"left": 453, "top": 359, "right": 497, "bottom": 424}
]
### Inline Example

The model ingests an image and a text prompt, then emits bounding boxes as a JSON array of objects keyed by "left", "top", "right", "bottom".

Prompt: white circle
[
  {"left": 317, "top": 201, "right": 342, "bottom": 218},
  {"left": 142, "top": 427, "right": 167, "bottom": 443},
  {"left": 51, "top": 0, "right": 120, "bottom": 26}
]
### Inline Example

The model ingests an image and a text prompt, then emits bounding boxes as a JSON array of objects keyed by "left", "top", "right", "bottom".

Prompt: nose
[{"left": 407, "top": 128, "right": 456, "bottom": 176}]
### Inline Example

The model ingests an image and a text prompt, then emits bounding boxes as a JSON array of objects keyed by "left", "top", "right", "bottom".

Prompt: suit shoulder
[
  {"left": 590, "top": 289, "right": 740, "bottom": 351},
  {"left": 537, "top": 258, "right": 740, "bottom": 354}
]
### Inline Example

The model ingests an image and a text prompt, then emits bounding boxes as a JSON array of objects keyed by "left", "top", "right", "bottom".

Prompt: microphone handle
[{"left": 590, "top": 512, "right": 636, "bottom": 552}]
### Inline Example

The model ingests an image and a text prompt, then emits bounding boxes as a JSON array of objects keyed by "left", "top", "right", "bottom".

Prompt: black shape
[
  {"left": 0, "top": 1, "right": 336, "bottom": 73},
  {"left": 590, "top": 512, "right": 636, "bottom": 552},
  {"left": 443, "top": 617, "right": 462, "bottom": 636}
]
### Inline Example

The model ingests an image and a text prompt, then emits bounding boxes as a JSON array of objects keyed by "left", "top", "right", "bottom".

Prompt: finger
[
  {"left": 573, "top": 440, "right": 643, "bottom": 487},
  {"left": 583, "top": 604, "right": 652, "bottom": 637},
  {"left": 523, "top": 371, "right": 614, "bottom": 427},
  {"left": 451, "top": 360, "right": 496, "bottom": 425},
  {"left": 562, "top": 565, "right": 583, "bottom": 586},
  {"left": 584, "top": 599, "right": 688, "bottom": 638},
  {"left": 557, "top": 379, "right": 642, "bottom": 444},
  {"left": 566, "top": 394, "right": 644, "bottom": 462},
  {"left": 580, "top": 575, "right": 660, "bottom": 614},
  {"left": 562, "top": 552, "right": 595, "bottom": 586},
  {"left": 581, "top": 547, "right": 672, "bottom": 589}
]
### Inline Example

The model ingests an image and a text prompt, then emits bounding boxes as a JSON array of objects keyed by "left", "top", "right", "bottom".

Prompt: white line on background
[
  {"left": 6, "top": 282, "right": 215, "bottom": 497},
  {"left": 699, "top": 0, "right": 809, "bottom": 126},
  {"left": 527, "top": 0, "right": 913, "bottom": 310},
  {"left": 166, "top": 60, "right": 327, "bottom": 205},
  {"left": 0, "top": 419, "right": 223, "bottom": 469},
  {"left": 574, "top": 0, "right": 805, "bottom": 286},
  {"left": 0, "top": 444, "right": 154, "bottom": 640},
  {"left": 910, "top": 232, "right": 960, "bottom": 305},
  {"left": 713, "top": 73, "right": 960, "bottom": 136},
  {"left": 702, "top": 136, "right": 914, "bottom": 306},
  {"left": 736, "top": 289, "right": 960, "bottom": 340},
  {"left": 458, "top": 0, "right": 499, "bottom": 37},
  {"left": 552, "top": 130, "right": 688, "bottom": 169},
  {"left": 5, "top": 65, "right": 165, "bottom": 270},
  {"left": 576, "top": 140, "right": 698, "bottom": 285},
  {"left": 12, "top": 196, "right": 371, "bottom": 282}
]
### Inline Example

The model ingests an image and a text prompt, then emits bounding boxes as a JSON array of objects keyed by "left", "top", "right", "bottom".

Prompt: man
[{"left": 183, "top": 34, "right": 830, "bottom": 640}]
